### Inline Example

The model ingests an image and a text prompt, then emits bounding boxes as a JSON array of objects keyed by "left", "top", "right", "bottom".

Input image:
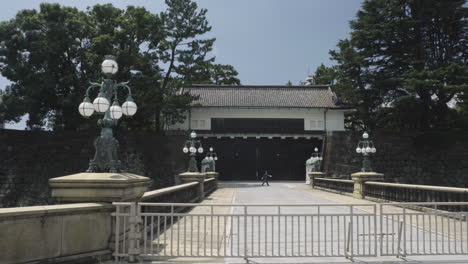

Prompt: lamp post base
[
  {"left": 87, "top": 127, "right": 121, "bottom": 173},
  {"left": 188, "top": 155, "right": 198, "bottom": 172}
]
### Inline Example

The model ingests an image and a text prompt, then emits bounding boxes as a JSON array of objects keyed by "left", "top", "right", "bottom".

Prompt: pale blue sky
[{"left": 1, "top": 0, "right": 363, "bottom": 129}]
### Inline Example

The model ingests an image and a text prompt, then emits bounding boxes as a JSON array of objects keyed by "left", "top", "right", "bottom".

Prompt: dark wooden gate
[{"left": 203, "top": 138, "right": 321, "bottom": 181}]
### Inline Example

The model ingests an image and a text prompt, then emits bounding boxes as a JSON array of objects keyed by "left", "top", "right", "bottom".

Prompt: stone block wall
[
  {"left": 324, "top": 130, "right": 468, "bottom": 187},
  {"left": 0, "top": 129, "right": 188, "bottom": 207}
]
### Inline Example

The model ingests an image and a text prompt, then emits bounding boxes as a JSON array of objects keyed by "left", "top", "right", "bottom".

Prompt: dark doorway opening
[{"left": 202, "top": 138, "right": 322, "bottom": 181}]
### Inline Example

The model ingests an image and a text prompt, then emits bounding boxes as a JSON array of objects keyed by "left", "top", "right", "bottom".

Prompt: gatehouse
[{"left": 168, "top": 84, "right": 353, "bottom": 181}]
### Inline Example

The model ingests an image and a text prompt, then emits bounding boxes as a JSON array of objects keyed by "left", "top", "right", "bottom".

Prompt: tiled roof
[{"left": 181, "top": 85, "right": 349, "bottom": 109}]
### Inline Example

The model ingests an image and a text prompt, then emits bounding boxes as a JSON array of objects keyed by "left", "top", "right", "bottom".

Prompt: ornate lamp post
[
  {"left": 306, "top": 147, "right": 322, "bottom": 173},
  {"left": 355, "top": 132, "right": 377, "bottom": 172},
  {"left": 78, "top": 55, "right": 137, "bottom": 173},
  {"left": 311, "top": 147, "right": 322, "bottom": 171},
  {"left": 206, "top": 147, "right": 218, "bottom": 172},
  {"left": 182, "top": 131, "right": 204, "bottom": 172}
]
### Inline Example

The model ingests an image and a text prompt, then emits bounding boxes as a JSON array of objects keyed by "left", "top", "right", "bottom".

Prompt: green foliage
[
  {"left": 313, "top": 64, "right": 336, "bottom": 85},
  {"left": 0, "top": 0, "right": 240, "bottom": 130},
  {"left": 321, "top": 0, "right": 468, "bottom": 131}
]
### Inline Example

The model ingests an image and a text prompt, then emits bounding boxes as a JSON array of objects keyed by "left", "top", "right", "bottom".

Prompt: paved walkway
[{"left": 112, "top": 181, "right": 468, "bottom": 263}]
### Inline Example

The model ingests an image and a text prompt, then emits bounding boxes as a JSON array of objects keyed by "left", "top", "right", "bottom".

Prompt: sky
[{"left": 1, "top": 0, "right": 363, "bottom": 129}]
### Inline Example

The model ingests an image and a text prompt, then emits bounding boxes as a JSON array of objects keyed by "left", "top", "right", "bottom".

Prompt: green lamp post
[
  {"left": 78, "top": 55, "right": 137, "bottom": 173},
  {"left": 182, "top": 131, "right": 203, "bottom": 172},
  {"left": 307, "top": 147, "right": 322, "bottom": 172},
  {"left": 203, "top": 147, "right": 218, "bottom": 172},
  {"left": 355, "top": 132, "right": 377, "bottom": 172}
]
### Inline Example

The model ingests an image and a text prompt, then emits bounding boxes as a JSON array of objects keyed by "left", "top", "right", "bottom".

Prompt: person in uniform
[{"left": 261, "top": 170, "right": 272, "bottom": 186}]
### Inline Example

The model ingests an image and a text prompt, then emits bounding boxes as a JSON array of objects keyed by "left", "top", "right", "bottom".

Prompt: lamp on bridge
[
  {"left": 78, "top": 55, "right": 137, "bottom": 173},
  {"left": 205, "top": 147, "right": 218, "bottom": 172},
  {"left": 183, "top": 131, "right": 204, "bottom": 172},
  {"left": 306, "top": 147, "right": 324, "bottom": 185},
  {"left": 355, "top": 132, "right": 377, "bottom": 172},
  {"left": 49, "top": 56, "right": 149, "bottom": 204}
]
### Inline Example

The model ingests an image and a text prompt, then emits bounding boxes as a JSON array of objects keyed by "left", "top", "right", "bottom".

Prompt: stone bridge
[{"left": 1, "top": 172, "right": 468, "bottom": 263}]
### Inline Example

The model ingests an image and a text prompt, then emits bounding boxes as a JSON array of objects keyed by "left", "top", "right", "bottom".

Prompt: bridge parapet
[
  {"left": 365, "top": 181, "right": 468, "bottom": 211},
  {"left": 0, "top": 176, "right": 218, "bottom": 264},
  {"left": 0, "top": 203, "right": 113, "bottom": 263},
  {"left": 314, "top": 177, "right": 354, "bottom": 194}
]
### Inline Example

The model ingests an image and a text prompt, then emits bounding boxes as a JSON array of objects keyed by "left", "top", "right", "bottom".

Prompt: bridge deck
[{"left": 123, "top": 181, "right": 468, "bottom": 263}]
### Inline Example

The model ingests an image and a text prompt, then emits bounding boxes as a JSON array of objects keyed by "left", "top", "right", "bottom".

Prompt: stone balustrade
[
  {"left": 364, "top": 181, "right": 468, "bottom": 211},
  {"left": 314, "top": 178, "right": 354, "bottom": 194},
  {"left": 0, "top": 177, "right": 218, "bottom": 264},
  {"left": 0, "top": 203, "right": 113, "bottom": 263}
]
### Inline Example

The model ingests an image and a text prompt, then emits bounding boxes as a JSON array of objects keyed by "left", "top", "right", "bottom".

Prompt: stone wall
[
  {"left": 0, "top": 203, "right": 113, "bottom": 263},
  {"left": 0, "top": 179, "right": 217, "bottom": 263},
  {"left": 0, "top": 129, "right": 188, "bottom": 207},
  {"left": 324, "top": 131, "right": 468, "bottom": 187}
]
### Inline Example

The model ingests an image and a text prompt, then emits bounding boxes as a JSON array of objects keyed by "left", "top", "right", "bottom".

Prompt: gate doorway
[{"left": 202, "top": 138, "right": 322, "bottom": 181}]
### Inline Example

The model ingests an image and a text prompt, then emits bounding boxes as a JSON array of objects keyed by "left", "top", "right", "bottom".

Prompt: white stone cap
[
  {"left": 0, "top": 203, "right": 112, "bottom": 218},
  {"left": 49, "top": 172, "right": 150, "bottom": 186}
]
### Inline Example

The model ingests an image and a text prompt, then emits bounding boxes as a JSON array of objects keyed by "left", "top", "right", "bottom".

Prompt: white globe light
[
  {"left": 122, "top": 100, "right": 137, "bottom": 116},
  {"left": 210, "top": 147, "right": 213, "bottom": 152},
  {"left": 183, "top": 147, "right": 188, "bottom": 153},
  {"left": 189, "top": 147, "right": 196, "bottom": 153},
  {"left": 209, "top": 156, "right": 214, "bottom": 161},
  {"left": 314, "top": 147, "right": 318, "bottom": 152},
  {"left": 363, "top": 132, "right": 369, "bottom": 139},
  {"left": 198, "top": 147, "right": 203, "bottom": 153},
  {"left": 366, "top": 147, "right": 371, "bottom": 153},
  {"left": 356, "top": 148, "right": 361, "bottom": 153},
  {"left": 214, "top": 157, "right": 218, "bottom": 161},
  {"left": 93, "top": 97, "right": 110, "bottom": 113},
  {"left": 109, "top": 104, "right": 123, "bottom": 120},
  {"left": 190, "top": 131, "right": 196, "bottom": 138},
  {"left": 78, "top": 101, "right": 94, "bottom": 117},
  {"left": 371, "top": 147, "right": 376, "bottom": 153},
  {"left": 101, "top": 58, "right": 118, "bottom": 75}
]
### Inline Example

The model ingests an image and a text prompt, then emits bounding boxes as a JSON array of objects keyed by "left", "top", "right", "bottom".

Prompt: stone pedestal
[
  {"left": 351, "top": 172, "right": 384, "bottom": 199},
  {"left": 49, "top": 173, "right": 151, "bottom": 203},
  {"left": 176, "top": 172, "right": 206, "bottom": 201},
  {"left": 308, "top": 172, "right": 327, "bottom": 188}
]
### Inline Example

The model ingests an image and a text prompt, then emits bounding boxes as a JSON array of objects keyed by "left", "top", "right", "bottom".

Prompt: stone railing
[
  {"left": 314, "top": 178, "right": 354, "bottom": 194},
  {"left": 365, "top": 181, "right": 468, "bottom": 211},
  {"left": 204, "top": 178, "right": 217, "bottom": 195},
  {"left": 142, "top": 182, "right": 200, "bottom": 204},
  {"left": 0, "top": 177, "right": 218, "bottom": 264},
  {"left": 0, "top": 203, "right": 113, "bottom": 263}
]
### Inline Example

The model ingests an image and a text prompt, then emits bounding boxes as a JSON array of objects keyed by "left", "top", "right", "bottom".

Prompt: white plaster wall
[
  {"left": 167, "top": 107, "right": 346, "bottom": 132},
  {"left": 326, "top": 110, "right": 346, "bottom": 131}
]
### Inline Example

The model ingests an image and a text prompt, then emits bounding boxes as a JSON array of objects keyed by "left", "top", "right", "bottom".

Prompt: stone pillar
[
  {"left": 177, "top": 172, "right": 206, "bottom": 201},
  {"left": 308, "top": 172, "right": 327, "bottom": 188},
  {"left": 351, "top": 172, "right": 384, "bottom": 199},
  {"left": 49, "top": 172, "right": 151, "bottom": 262},
  {"left": 49, "top": 172, "right": 151, "bottom": 203}
]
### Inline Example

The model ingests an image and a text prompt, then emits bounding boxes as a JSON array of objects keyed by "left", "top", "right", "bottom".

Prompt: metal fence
[
  {"left": 112, "top": 202, "right": 468, "bottom": 261},
  {"left": 380, "top": 203, "right": 468, "bottom": 257}
]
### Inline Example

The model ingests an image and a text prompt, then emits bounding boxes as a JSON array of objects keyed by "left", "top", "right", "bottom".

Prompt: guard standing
[{"left": 261, "top": 170, "right": 272, "bottom": 186}]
